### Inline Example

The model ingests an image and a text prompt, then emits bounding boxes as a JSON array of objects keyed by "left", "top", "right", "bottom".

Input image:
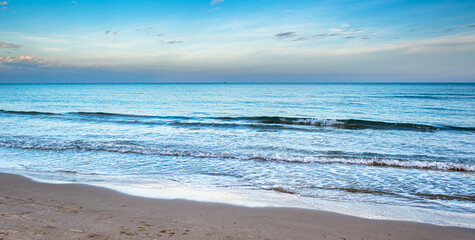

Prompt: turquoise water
[{"left": 0, "top": 83, "right": 473, "bottom": 227}]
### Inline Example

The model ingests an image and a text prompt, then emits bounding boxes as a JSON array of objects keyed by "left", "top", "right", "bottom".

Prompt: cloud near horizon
[
  {"left": 0, "top": 41, "right": 20, "bottom": 49},
  {"left": 0, "top": 56, "right": 96, "bottom": 71},
  {"left": 0, "top": 56, "right": 50, "bottom": 68}
]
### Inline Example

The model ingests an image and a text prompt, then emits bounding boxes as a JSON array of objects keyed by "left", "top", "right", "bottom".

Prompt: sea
[{"left": 0, "top": 83, "right": 473, "bottom": 227}]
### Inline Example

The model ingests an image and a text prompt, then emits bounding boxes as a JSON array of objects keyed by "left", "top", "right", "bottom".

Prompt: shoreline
[
  {"left": 6, "top": 168, "right": 474, "bottom": 228},
  {"left": 0, "top": 172, "right": 473, "bottom": 239}
]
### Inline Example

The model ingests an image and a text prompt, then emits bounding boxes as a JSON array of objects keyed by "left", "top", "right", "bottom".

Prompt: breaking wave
[{"left": 1, "top": 110, "right": 474, "bottom": 132}]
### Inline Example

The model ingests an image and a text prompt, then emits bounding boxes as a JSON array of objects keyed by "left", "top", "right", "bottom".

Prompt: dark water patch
[
  {"left": 56, "top": 170, "right": 78, "bottom": 174},
  {"left": 312, "top": 186, "right": 474, "bottom": 203},
  {"left": 232, "top": 116, "right": 342, "bottom": 127},
  {"left": 414, "top": 193, "right": 475, "bottom": 202},
  {"left": 223, "top": 116, "right": 475, "bottom": 132},
  {"left": 340, "top": 119, "right": 438, "bottom": 131},
  {"left": 335, "top": 187, "right": 398, "bottom": 196},
  {"left": 0, "top": 109, "right": 58, "bottom": 116},
  {"left": 265, "top": 187, "right": 296, "bottom": 194},
  {"left": 309, "top": 185, "right": 397, "bottom": 196},
  {"left": 49, "top": 170, "right": 98, "bottom": 175},
  {"left": 72, "top": 111, "right": 149, "bottom": 118},
  {"left": 420, "top": 93, "right": 474, "bottom": 96},
  {"left": 168, "top": 121, "right": 316, "bottom": 132},
  {"left": 70, "top": 111, "right": 193, "bottom": 120}
]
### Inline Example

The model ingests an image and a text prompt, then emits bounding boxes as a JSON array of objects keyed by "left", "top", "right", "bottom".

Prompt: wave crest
[
  {"left": 1, "top": 110, "right": 474, "bottom": 132},
  {"left": 0, "top": 137, "right": 472, "bottom": 172}
]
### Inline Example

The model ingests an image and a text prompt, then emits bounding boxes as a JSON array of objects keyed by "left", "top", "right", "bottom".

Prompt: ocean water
[{"left": 0, "top": 83, "right": 473, "bottom": 227}]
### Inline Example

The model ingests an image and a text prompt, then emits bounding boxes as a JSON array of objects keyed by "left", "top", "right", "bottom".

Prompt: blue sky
[{"left": 0, "top": 0, "right": 474, "bottom": 82}]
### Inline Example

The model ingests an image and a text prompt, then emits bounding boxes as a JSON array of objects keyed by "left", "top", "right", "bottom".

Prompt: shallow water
[{"left": 0, "top": 83, "right": 473, "bottom": 227}]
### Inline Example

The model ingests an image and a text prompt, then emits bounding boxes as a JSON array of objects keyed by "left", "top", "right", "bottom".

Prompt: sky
[{"left": 0, "top": 0, "right": 474, "bottom": 83}]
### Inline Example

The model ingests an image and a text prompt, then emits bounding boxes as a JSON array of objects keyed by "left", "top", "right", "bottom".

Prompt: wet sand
[{"left": 0, "top": 172, "right": 473, "bottom": 240}]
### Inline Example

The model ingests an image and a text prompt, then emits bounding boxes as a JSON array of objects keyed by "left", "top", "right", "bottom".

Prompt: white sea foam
[
  {"left": 290, "top": 118, "right": 343, "bottom": 126},
  {"left": 0, "top": 137, "right": 473, "bottom": 172}
]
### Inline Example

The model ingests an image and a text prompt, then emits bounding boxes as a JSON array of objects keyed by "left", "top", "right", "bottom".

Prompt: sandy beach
[
  {"left": 3, "top": 0, "right": 475, "bottom": 236},
  {"left": 0, "top": 172, "right": 473, "bottom": 240}
]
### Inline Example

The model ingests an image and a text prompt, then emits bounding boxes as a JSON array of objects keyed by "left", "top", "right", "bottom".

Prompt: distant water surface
[{"left": 0, "top": 83, "right": 473, "bottom": 227}]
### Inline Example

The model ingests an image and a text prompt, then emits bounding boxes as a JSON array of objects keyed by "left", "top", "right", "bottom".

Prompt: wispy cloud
[
  {"left": 105, "top": 30, "right": 120, "bottom": 36},
  {"left": 275, "top": 27, "right": 367, "bottom": 43},
  {"left": 312, "top": 33, "right": 341, "bottom": 38},
  {"left": 345, "top": 35, "right": 372, "bottom": 40},
  {"left": 275, "top": 32, "right": 310, "bottom": 42},
  {"left": 275, "top": 32, "right": 296, "bottom": 39},
  {"left": 0, "top": 41, "right": 20, "bottom": 49},
  {"left": 208, "top": 7, "right": 220, "bottom": 12},
  {"left": 71, "top": 0, "right": 77, "bottom": 4},
  {"left": 413, "top": 23, "right": 475, "bottom": 33},
  {"left": 166, "top": 40, "right": 183, "bottom": 44},
  {"left": 136, "top": 27, "right": 152, "bottom": 31},
  {"left": 443, "top": 27, "right": 458, "bottom": 32},
  {"left": 334, "top": 28, "right": 363, "bottom": 34},
  {"left": 312, "top": 28, "right": 367, "bottom": 40},
  {"left": 0, "top": 1, "right": 7, "bottom": 5},
  {"left": 210, "top": 0, "right": 224, "bottom": 5},
  {"left": 292, "top": 37, "right": 308, "bottom": 42}
]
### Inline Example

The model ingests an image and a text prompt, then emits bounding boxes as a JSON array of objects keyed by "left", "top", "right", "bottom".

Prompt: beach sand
[{"left": 0, "top": 172, "right": 473, "bottom": 240}]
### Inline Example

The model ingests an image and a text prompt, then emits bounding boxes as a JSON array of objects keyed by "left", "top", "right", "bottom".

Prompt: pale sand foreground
[{"left": 0, "top": 173, "right": 473, "bottom": 240}]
